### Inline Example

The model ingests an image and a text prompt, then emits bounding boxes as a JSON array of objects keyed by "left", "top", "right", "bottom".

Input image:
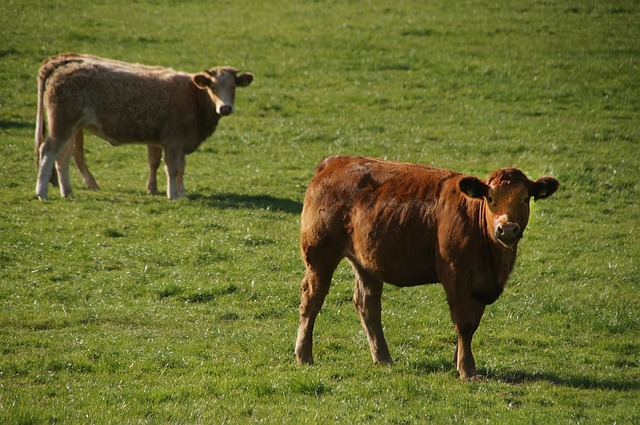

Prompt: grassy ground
[{"left": 1, "top": 0, "right": 638, "bottom": 423}]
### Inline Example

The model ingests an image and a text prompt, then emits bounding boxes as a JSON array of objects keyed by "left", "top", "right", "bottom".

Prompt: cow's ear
[
  {"left": 236, "top": 72, "right": 254, "bottom": 87},
  {"left": 458, "top": 177, "right": 489, "bottom": 199},
  {"left": 192, "top": 73, "right": 212, "bottom": 89},
  {"left": 531, "top": 177, "right": 559, "bottom": 200}
]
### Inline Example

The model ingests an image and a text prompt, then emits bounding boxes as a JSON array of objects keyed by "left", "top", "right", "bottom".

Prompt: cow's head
[
  {"left": 192, "top": 67, "right": 254, "bottom": 116},
  {"left": 458, "top": 167, "right": 559, "bottom": 247}
]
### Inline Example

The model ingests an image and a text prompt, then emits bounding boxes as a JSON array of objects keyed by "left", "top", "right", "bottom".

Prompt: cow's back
[
  {"left": 42, "top": 54, "right": 204, "bottom": 145},
  {"left": 302, "top": 156, "right": 466, "bottom": 286},
  {"left": 44, "top": 56, "right": 189, "bottom": 109}
]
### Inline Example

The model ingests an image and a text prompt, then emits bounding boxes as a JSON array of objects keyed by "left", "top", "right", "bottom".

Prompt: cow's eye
[
  {"left": 523, "top": 197, "right": 530, "bottom": 205},
  {"left": 486, "top": 196, "right": 493, "bottom": 204}
]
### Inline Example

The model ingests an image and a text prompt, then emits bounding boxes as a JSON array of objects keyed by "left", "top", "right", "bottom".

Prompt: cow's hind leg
[
  {"left": 295, "top": 244, "right": 343, "bottom": 365},
  {"left": 351, "top": 263, "right": 393, "bottom": 365},
  {"left": 37, "top": 133, "right": 74, "bottom": 200},
  {"left": 55, "top": 142, "right": 74, "bottom": 198},
  {"left": 72, "top": 131, "right": 100, "bottom": 190},
  {"left": 37, "top": 139, "right": 58, "bottom": 200}
]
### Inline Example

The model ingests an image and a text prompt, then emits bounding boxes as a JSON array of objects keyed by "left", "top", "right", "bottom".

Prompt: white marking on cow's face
[
  {"left": 485, "top": 184, "right": 530, "bottom": 247},
  {"left": 460, "top": 168, "right": 559, "bottom": 248},
  {"left": 208, "top": 70, "right": 237, "bottom": 116},
  {"left": 192, "top": 67, "right": 253, "bottom": 116}
]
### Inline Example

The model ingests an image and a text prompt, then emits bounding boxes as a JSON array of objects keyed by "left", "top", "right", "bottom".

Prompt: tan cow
[
  {"left": 295, "top": 156, "right": 559, "bottom": 379},
  {"left": 35, "top": 53, "right": 253, "bottom": 200}
]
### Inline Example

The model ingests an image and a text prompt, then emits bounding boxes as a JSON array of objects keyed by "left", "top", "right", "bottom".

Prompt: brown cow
[
  {"left": 295, "top": 156, "right": 559, "bottom": 379},
  {"left": 35, "top": 53, "right": 253, "bottom": 200}
]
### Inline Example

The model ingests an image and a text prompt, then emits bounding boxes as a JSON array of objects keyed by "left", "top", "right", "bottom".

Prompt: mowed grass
[{"left": 0, "top": 0, "right": 638, "bottom": 423}]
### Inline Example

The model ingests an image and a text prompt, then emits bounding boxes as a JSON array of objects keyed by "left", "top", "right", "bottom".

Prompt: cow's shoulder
[{"left": 314, "top": 156, "right": 458, "bottom": 183}]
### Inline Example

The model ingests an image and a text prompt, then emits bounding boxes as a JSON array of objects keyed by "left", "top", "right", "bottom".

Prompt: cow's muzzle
[
  {"left": 219, "top": 105, "right": 233, "bottom": 116},
  {"left": 495, "top": 222, "right": 522, "bottom": 246}
]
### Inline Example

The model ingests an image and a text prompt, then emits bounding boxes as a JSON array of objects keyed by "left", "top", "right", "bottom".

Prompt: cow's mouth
[{"left": 497, "top": 236, "right": 520, "bottom": 248}]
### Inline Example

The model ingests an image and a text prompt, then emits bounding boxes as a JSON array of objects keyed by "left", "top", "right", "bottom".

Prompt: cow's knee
[
  {"left": 457, "top": 322, "right": 477, "bottom": 338},
  {"left": 299, "top": 272, "right": 331, "bottom": 314}
]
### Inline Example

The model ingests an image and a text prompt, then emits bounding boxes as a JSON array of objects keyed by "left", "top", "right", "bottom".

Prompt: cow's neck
[{"left": 196, "top": 89, "right": 221, "bottom": 141}]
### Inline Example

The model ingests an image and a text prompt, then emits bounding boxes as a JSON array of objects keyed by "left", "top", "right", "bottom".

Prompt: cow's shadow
[
  {"left": 191, "top": 192, "right": 303, "bottom": 214},
  {"left": 485, "top": 369, "right": 638, "bottom": 391},
  {"left": 0, "top": 119, "right": 32, "bottom": 130}
]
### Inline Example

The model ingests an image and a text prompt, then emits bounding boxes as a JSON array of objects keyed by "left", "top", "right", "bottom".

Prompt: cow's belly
[
  {"left": 85, "top": 122, "right": 155, "bottom": 147},
  {"left": 375, "top": 261, "right": 440, "bottom": 287},
  {"left": 348, "top": 243, "right": 440, "bottom": 287},
  {"left": 85, "top": 124, "right": 128, "bottom": 146},
  {"left": 384, "top": 271, "right": 440, "bottom": 287},
  {"left": 81, "top": 103, "right": 165, "bottom": 146}
]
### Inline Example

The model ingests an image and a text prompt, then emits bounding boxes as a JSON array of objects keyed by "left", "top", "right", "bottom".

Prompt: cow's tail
[
  {"left": 34, "top": 62, "right": 46, "bottom": 171},
  {"left": 34, "top": 56, "right": 78, "bottom": 186}
]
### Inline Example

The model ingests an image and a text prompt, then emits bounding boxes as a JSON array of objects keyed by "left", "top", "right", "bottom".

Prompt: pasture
[{"left": 0, "top": 0, "right": 638, "bottom": 423}]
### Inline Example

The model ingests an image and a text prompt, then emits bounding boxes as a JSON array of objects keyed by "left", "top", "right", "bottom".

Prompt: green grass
[{"left": 1, "top": 0, "right": 638, "bottom": 423}]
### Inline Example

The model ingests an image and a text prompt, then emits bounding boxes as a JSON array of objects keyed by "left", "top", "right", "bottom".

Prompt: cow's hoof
[
  {"left": 373, "top": 357, "right": 395, "bottom": 366},
  {"left": 295, "top": 348, "right": 314, "bottom": 365},
  {"left": 297, "top": 357, "right": 314, "bottom": 365},
  {"left": 460, "top": 373, "right": 484, "bottom": 381}
]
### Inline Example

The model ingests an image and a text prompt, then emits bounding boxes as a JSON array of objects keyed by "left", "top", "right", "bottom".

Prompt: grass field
[{"left": 1, "top": 0, "right": 638, "bottom": 423}]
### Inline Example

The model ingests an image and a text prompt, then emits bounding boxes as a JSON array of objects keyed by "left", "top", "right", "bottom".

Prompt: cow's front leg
[
  {"left": 162, "top": 145, "right": 182, "bottom": 200},
  {"left": 147, "top": 145, "right": 162, "bottom": 195},
  {"left": 450, "top": 300, "right": 486, "bottom": 380},
  {"left": 352, "top": 265, "right": 393, "bottom": 365}
]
